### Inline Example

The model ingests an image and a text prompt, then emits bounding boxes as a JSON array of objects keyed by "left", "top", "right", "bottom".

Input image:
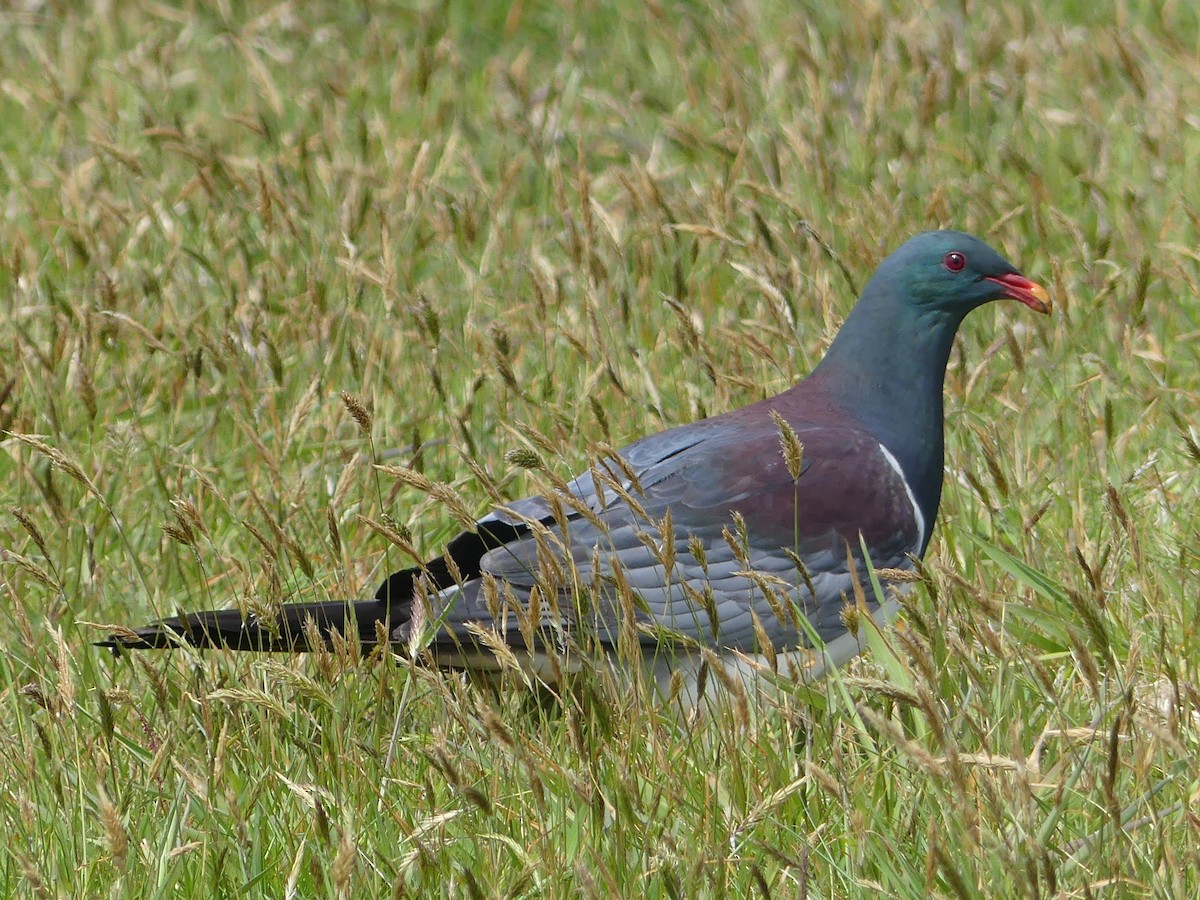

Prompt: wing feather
[{"left": 417, "top": 411, "right": 922, "bottom": 655}]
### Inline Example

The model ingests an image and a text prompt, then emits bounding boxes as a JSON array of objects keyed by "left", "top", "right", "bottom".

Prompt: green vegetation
[{"left": 1, "top": 1, "right": 1198, "bottom": 896}]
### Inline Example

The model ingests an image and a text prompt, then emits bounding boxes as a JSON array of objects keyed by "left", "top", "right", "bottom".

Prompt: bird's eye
[{"left": 943, "top": 252, "right": 966, "bottom": 272}]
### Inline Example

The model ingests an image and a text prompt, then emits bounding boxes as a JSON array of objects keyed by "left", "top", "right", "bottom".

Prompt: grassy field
[{"left": 1, "top": 1, "right": 1198, "bottom": 896}]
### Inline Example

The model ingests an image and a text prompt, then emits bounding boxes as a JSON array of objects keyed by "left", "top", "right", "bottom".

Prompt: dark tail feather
[{"left": 96, "top": 599, "right": 391, "bottom": 653}]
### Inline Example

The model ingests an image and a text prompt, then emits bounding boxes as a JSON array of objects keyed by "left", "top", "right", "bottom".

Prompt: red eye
[{"left": 944, "top": 252, "right": 966, "bottom": 272}]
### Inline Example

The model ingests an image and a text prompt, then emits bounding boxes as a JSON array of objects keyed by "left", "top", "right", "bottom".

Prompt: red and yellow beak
[{"left": 987, "top": 273, "right": 1053, "bottom": 314}]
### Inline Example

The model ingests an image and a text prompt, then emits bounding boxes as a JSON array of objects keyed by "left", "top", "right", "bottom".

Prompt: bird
[{"left": 99, "top": 230, "right": 1051, "bottom": 701}]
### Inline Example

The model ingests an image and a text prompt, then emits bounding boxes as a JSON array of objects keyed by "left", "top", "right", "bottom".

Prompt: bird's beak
[{"left": 987, "top": 273, "right": 1053, "bottom": 314}]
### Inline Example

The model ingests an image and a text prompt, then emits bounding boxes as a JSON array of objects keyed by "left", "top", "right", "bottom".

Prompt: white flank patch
[{"left": 877, "top": 443, "right": 925, "bottom": 550}]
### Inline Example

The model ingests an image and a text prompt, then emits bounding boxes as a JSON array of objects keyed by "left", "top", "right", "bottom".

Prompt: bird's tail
[{"left": 95, "top": 599, "right": 390, "bottom": 653}]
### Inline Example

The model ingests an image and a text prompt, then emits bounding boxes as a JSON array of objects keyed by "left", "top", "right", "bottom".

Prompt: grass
[{"left": 1, "top": 0, "right": 1199, "bottom": 896}]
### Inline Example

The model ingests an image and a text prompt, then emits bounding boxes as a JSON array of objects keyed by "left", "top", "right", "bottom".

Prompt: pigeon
[{"left": 100, "top": 230, "right": 1051, "bottom": 698}]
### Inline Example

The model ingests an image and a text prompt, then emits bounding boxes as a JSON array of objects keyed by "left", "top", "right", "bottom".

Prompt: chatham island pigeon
[{"left": 100, "top": 230, "right": 1051, "bottom": 702}]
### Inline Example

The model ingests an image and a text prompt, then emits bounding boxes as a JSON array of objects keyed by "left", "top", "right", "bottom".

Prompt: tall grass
[{"left": 1, "top": 1, "right": 1198, "bottom": 895}]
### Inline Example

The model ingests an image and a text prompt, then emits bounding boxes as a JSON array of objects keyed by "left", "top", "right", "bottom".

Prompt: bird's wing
[{"left": 419, "top": 412, "right": 922, "bottom": 655}]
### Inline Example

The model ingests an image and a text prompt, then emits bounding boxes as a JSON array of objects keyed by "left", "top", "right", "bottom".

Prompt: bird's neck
[{"left": 806, "top": 294, "right": 966, "bottom": 543}]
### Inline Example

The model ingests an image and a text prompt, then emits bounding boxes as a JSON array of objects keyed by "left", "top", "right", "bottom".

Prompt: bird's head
[{"left": 878, "top": 230, "right": 1052, "bottom": 317}]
